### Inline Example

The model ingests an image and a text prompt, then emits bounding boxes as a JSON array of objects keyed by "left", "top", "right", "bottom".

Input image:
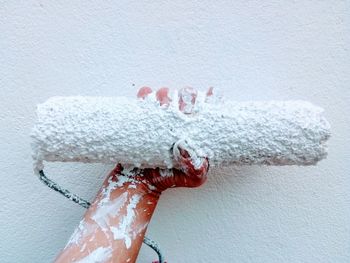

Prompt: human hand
[
  {"left": 55, "top": 87, "right": 215, "bottom": 263},
  {"left": 114, "top": 86, "right": 215, "bottom": 193}
]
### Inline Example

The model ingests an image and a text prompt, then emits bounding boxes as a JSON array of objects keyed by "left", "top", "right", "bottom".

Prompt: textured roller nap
[{"left": 31, "top": 96, "right": 330, "bottom": 172}]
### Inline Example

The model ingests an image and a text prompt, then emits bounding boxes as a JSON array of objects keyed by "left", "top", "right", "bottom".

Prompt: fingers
[
  {"left": 178, "top": 87, "right": 198, "bottom": 114},
  {"left": 172, "top": 143, "right": 208, "bottom": 188},
  {"left": 206, "top": 86, "right": 214, "bottom": 97},
  {"left": 137, "top": 86, "right": 152, "bottom": 99},
  {"left": 205, "top": 86, "right": 222, "bottom": 103},
  {"left": 173, "top": 139, "right": 209, "bottom": 176},
  {"left": 140, "top": 139, "right": 209, "bottom": 191},
  {"left": 137, "top": 86, "right": 171, "bottom": 106},
  {"left": 137, "top": 86, "right": 220, "bottom": 113},
  {"left": 173, "top": 164, "right": 208, "bottom": 188},
  {"left": 155, "top": 87, "right": 171, "bottom": 106}
]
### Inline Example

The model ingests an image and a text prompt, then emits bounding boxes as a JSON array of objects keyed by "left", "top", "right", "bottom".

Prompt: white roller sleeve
[{"left": 31, "top": 96, "right": 330, "bottom": 172}]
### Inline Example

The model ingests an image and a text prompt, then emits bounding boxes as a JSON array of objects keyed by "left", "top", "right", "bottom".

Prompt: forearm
[{"left": 54, "top": 166, "right": 160, "bottom": 263}]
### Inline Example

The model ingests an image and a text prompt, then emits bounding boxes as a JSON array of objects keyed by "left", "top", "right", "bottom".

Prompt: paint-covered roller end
[{"left": 31, "top": 96, "right": 330, "bottom": 172}]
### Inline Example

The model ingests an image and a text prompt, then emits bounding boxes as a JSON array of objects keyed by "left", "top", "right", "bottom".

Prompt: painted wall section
[{"left": 0, "top": 1, "right": 349, "bottom": 262}]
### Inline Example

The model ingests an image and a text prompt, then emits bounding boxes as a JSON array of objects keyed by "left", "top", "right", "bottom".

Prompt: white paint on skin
[
  {"left": 132, "top": 222, "right": 149, "bottom": 238},
  {"left": 179, "top": 87, "right": 196, "bottom": 114},
  {"left": 144, "top": 181, "right": 157, "bottom": 191},
  {"left": 91, "top": 174, "right": 140, "bottom": 231},
  {"left": 99, "top": 175, "right": 137, "bottom": 206},
  {"left": 73, "top": 246, "right": 112, "bottom": 263},
  {"left": 159, "top": 168, "right": 173, "bottom": 178},
  {"left": 65, "top": 219, "right": 97, "bottom": 249},
  {"left": 80, "top": 243, "right": 87, "bottom": 252},
  {"left": 91, "top": 191, "right": 128, "bottom": 230},
  {"left": 173, "top": 138, "right": 205, "bottom": 170},
  {"left": 111, "top": 194, "right": 142, "bottom": 249},
  {"left": 204, "top": 89, "right": 223, "bottom": 105}
]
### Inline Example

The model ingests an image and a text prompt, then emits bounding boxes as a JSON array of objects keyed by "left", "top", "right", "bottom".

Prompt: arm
[{"left": 54, "top": 164, "right": 161, "bottom": 263}]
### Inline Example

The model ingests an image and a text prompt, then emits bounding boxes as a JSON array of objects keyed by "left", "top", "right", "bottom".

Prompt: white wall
[{"left": 1, "top": 1, "right": 349, "bottom": 262}]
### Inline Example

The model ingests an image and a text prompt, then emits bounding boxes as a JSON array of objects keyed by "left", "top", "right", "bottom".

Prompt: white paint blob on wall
[{"left": 0, "top": 1, "right": 349, "bottom": 262}]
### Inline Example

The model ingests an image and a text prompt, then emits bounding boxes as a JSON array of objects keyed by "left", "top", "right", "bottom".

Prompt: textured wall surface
[{"left": 0, "top": 1, "right": 349, "bottom": 262}]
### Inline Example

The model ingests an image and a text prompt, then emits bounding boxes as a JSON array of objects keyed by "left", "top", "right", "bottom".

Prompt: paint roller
[
  {"left": 32, "top": 96, "right": 330, "bottom": 170},
  {"left": 31, "top": 90, "right": 330, "bottom": 262}
]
